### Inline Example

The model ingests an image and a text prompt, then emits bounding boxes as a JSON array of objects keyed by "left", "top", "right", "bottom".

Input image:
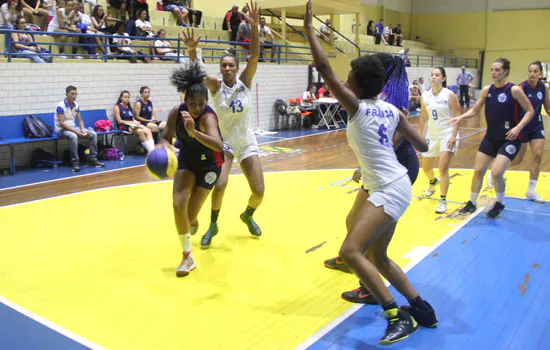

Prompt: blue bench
[{"left": 0, "top": 109, "right": 119, "bottom": 174}]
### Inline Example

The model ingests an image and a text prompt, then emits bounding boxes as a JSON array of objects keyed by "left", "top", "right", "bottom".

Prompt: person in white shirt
[
  {"left": 258, "top": 17, "right": 275, "bottom": 62},
  {"left": 47, "top": 0, "right": 80, "bottom": 58},
  {"left": 153, "top": 29, "right": 178, "bottom": 60},
  {"left": 418, "top": 77, "right": 427, "bottom": 94},
  {"left": 398, "top": 46, "right": 409, "bottom": 58},
  {"left": 305, "top": 1, "right": 434, "bottom": 344},
  {"left": 318, "top": 18, "right": 331, "bottom": 43},
  {"left": 113, "top": 21, "right": 150, "bottom": 63},
  {"left": 135, "top": 9, "right": 154, "bottom": 37},
  {"left": 55, "top": 86, "right": 104, "bottom": 172},
  {"left": 419, "top": 68, "right": 462, "bottom": 214},
  {"left": 301, "top": 85, "right": 317, "bottom": 108},
  {"left": 383, "top": 24, "right": 393, "bottom": 45},
  {"left": 0, "top": 0, "right": 21, "bottom": 29}
]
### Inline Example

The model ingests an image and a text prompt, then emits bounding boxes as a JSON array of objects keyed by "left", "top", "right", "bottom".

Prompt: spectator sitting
[
  {"left": 55, "top": 85, "right": 104, "bottom": 172},
  {"left": 224, "top": 4, "right": 244, "bottom": 42},
  {"left": 409, "top": 80, "right": 421, "bottom": 111},
  {"left": 301, "top": 85, "right": 319, "bottom": 126},
  {"left": 258, "top": 16, "right": 275, "bottom": 62},
  {"left": 398, "top": 46, "right": 409, "bottom": 58},
  {"left": 318, "top": 18, "right": 332, "bottom": 43},
  {"left": 11, "top": 16, "right": 50, "bottom": 62},
  {"left": 91, "top": 5, "right": 117, "bottom": 34},
  {"left": 374, "top": 18, "right": 386, "bottom": 45},
  {"left": 75, "top": 2, "right": 100, "bottom": 58},
  {"left": 161, "top": 0, "right": 188, "bottom": 27},
  {"left": 383, "top": 23, "right": 394, "bottom": 45},
  {"left": 0, "top": 0, "right": 21, "bottom": 29},
  {"left": 112, "top": 20, "right": 150, "bottom": 63},
  {"left": 393, "top": 23, "right": 403, "bottom": 46},
  {"left": 106, "top": 0, "right": 130, "bottom": 20},
  {"left": 237, "top": 13, "right": 252, "bottom": 52},
  {"left": 20, "top": 0, "right": 48, "bottom": 30},
  {"left": 134, "top": 8, "right": 153, "bottom": 36},
  {"left": 152, "top": 28, "right": 178, "bottom": 60},
  {"left": 42, "top": 0, "right": 55, "bottom": 27},
  {"left": 47, "top": 0, "right": 81, "bottom": 58},
  {"left": 134, "top": 86, "right": 166, "bottom": 133},
  {"left": 418, "top": 77, "right": 427, "bottom": 94},
  {"left": 182, "top": 0, "right": 201, "bottom": 28},
  {"left": 318, "top": 83, "right": 332, "bottom": 97},
  {"left": 366, "top": 20, "right": 373, "bottom": 36},
  {"left": 114, "top": 90, "right": 155, "bottom": 154}
]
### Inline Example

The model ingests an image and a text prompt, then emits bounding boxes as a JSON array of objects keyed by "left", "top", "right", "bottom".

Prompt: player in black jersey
[{"left": 159, "top": 62, "right": 225, "bottom": 277}]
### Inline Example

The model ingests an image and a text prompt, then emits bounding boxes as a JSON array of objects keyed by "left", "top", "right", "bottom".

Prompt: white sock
[
  {"left": 142, "top": 140, "right": 155, "bottom": 153},
  {"left": 470, "top": 192, "right": 479, "bottom": 205},
  {"left": 528, "top": 180, "right": 537, "bottom": 193},
  {"left": 496, "top": 192, "right": 505, "bottom": 204},
  {"left": 179, "top": 233, "right": 191, "bottom": 253}
]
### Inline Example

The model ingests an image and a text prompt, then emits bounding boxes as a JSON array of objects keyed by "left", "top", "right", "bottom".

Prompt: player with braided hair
[{"left": 158, "top": 62, "right": 225, "bottom": 277}]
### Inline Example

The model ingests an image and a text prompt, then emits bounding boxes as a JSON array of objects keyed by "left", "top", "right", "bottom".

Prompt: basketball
[{"left": 146, "top": 146, "right": 178, "bottom": 180}]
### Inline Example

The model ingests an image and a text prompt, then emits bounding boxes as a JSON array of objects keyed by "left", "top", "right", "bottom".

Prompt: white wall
[
  {"left": 413, "top": 0, "right": 550, "bottom": 14},
  {"left": 0, "top": 63, "right": 308, "bottom": 170},
  {"left": 384, "top": 0, "right": 413, "bottom": 13}
]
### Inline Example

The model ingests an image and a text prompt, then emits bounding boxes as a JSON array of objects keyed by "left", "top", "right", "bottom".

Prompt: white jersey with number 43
[
  {"left": 422, "top": 87, "right": 454, "bottom": 137},
  {"left": 212, "top": 79, "right": 255, "bottom": 148}
]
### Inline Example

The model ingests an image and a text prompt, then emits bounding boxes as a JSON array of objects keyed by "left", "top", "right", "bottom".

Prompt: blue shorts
[
  {"left": 479, "top": 136, "right": 522, "bottom": 161},
  {"left": 141, "top": 120, "right": 162, "bottom": 127},
  {"left": 522, "top": 126, "right": 545, "bottom": 143},
  {"left": 396, "top": 146, "right": 419, "bottom": 185},
  {"left": 177, "top": 157, "right": 221, "bottom": 190},
  {"left": 164, "top": 4, "right": 185, "bottom": 12}
]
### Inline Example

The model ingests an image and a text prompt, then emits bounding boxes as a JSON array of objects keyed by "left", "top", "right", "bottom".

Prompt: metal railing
[
  {"left": 0, "top": 28, "right": 314, "bottom": 64},
  {"left": 264, "top": 9, "right": 308, "bottom": 41},
  {"left": 360, "top": 49, "right": 478, "bottom": 68}
]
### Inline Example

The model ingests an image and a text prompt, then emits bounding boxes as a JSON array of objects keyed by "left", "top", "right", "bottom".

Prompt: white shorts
[
  {"left": 224, "top": 139, "right": 259, "bottom": 163},
  {"left": 365, "top": 175, "right": 412, "bottom": 221},
  {"left": 423, "top": 133, "right": 459, "bottom": 158}
]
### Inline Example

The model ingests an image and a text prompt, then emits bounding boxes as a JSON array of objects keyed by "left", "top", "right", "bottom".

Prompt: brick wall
[{"left": 0, "top": 63, "right": 309, "bottom": 170}]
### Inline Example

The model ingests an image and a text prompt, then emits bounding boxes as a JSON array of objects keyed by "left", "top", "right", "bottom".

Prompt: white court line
[
  {"left": 0, "top": 296, "right": 106, "bottom": 350},
  {"left": 295, "top": 209, "right": 484, "bottom": 350},
  {"left": 0, "top": 165, "right": 144, "bottom": 193},
  {"left": 506, "top": 208, "right": 550, "bottom": 217},
  {"left": 0, "top": 129, "right": 344, "bottom": 193}
]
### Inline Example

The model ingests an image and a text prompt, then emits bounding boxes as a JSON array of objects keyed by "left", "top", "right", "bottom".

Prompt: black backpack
[
  {"left": 23, "top": 115, "right": 53, "bottom": 138},
  {"left": 31, "top": 147, "right": 62, "bottom": 168}
]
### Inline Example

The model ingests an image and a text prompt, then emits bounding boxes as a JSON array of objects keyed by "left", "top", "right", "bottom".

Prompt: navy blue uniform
[
  {"left": 519, "top": 81, "right": 546, "bottom": 142},
  {"left": 137, "top": 99, "right": 162, "bottom": 127},
  {"left": 479, "top": 83, "right": 522, "bottom": 161},
  {"left": 116, "top": 103, "right": 135, "bottom": 133},
  {"left": 177, "top": 104, "right": 224, "bottom": 189},
  {"left": 395, "top": 139, "right": 419, "bottom": 185}
]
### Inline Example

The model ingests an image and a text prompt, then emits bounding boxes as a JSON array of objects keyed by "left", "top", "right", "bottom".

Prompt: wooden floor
[{"left": 1, "top": 113, "right": 549, "bottom": 207}]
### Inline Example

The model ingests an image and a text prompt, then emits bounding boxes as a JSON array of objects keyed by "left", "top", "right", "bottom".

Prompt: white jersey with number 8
[{"left": 347, "top": 99, "right": 407, "bottom": 190}]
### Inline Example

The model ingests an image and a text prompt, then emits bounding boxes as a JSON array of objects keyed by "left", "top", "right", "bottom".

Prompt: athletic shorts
[
  {"left": 362, "top": 174, "right": 412, "bottom": 221},
  {"left": 223, "top": 139, "right": 259, "bottom": 163},
  {"left": 396, "top": 147, "right": 419, "bottom": 185},
  {"left": 479, "top": 135, "right": 522, "bottom": 161},
  {"left": 141, "top": 120, "right": 162, "bottom": 127},
  {"left": 522, "top": 126, "right": 545, "bottom": 143},
  {"left": 177, "top": 159, "right": 221, "bottom": 190},
  {"left": 423, "top": 133, "right": 459, "bottom": 158}
]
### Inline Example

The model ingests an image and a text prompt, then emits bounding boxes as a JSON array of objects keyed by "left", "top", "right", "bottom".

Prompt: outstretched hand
[
  {"left": 181, "top": 27, "right": 202, "bottom": 50},
  {"left": 243, "top": 1, "right": 261, "bottom": 26},
  {"left": 304, "top": 0, "right": 313, "bottom": 28}
]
